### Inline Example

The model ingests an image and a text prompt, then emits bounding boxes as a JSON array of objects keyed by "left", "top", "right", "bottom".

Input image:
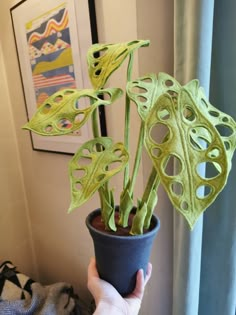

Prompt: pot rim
[{"left": 86, "top": 207, "right": 160, "bottom": 240}]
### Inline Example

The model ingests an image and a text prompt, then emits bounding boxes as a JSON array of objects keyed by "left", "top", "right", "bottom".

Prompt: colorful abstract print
[{"left": 26, "top": 5, "right": 76, "bottom": 107}]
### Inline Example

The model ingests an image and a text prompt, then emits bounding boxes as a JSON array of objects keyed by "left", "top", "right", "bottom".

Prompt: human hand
[{"left": 87, "top": 257, "right": 152, "bottom": 315}]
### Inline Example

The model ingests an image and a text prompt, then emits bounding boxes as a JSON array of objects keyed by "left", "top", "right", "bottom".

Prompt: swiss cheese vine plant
[{"left": 23, "top": 40, "right": 236, "bottom": 234}]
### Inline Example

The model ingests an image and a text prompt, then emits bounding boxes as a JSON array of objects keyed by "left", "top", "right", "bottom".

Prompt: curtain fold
[
  {"left": 199, "top": 0, "right": 236, "bottom": 314},
  {"left": 172, "top": 0, "right": 235, "bottom": 314}
]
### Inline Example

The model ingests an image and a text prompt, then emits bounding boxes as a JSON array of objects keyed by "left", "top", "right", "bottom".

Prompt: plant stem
[
  {"left": 142, "top": 150, "right": 173, "bottom": 207},
  {"left": 141, "top": 166, "right": 160, "bottom": 206},
  {"left": 129, "top": 121, "right": 145, "bottom": 194},
  {"left": 91, "top": 99, "right": 110, "bottom": 213},
  {"left": 130, "top": 167, "right": 159, "bottom": 233},
  {"left": 123, "top": 53, "right": 134, "bottom": 188},
  {"left": 91, "top": 108, "right": 100, "bottom": 138}
]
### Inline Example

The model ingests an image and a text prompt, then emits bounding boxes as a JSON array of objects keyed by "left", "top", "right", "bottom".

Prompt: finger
[
  {"left": 131, "top": 268, "right": 145, "bottom": 299},
  {"left": 87, "top": 257, "right": 101, "bottom": 300},
  {"left": 130, "top": 262, "right": 153, "bottom": 300},
  {"left": 88, "top": 257, "right": 99, "bottom": 278},
  {"left": 144, "top": 262, "right": 152, "bottom": 286}
]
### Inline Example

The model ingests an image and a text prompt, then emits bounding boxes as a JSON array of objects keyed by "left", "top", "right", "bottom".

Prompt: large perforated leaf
[
  {"left": 128, "top": 73, "right": 236, "bottom": 228},
  {"left": 185, "top": 80, "right": 236, "bottom": 171},
  {"left": 87, "top": 40, "right": 150, "bottom": 89},
  {"left": 23, "top": 88, "right": 122, "bottom": 135},
  {"left": 68, "top": 137, "right": 129, "bottom": 212}
]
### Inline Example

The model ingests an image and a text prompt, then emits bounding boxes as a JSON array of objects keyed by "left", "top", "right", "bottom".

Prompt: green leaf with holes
[
  {"left": 68, "top": 137, "right": 129, "bottom": 212},
  {"left": 87, "top": 40, "right": 150, "bottom": 89},
  {"left": 128, "top": 72, "right": 236, "bottom": 228},
  {"left": 185, "top": 82, "right": 236, "bottom": 172},
  {"left": 22, "top": 88, "right": 122, "bottom": 136},
  {"left": 127, "top": 72, "right": 181, "bottom": 120},
  {"left": 144, "top": 89, "right": 234, "bottom": 229}
]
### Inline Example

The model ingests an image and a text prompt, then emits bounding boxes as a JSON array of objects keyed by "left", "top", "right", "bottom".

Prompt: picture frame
[{"left": 11, "top": 0, "right": 106, "bottom": 154}]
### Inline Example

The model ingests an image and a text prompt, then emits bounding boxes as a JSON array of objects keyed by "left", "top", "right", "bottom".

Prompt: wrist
[{"left": 94, "top": 301, "right": 127, "bottom": 315}]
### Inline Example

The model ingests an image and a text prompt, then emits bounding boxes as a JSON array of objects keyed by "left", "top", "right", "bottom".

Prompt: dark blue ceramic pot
[{"left": 86, "top": 208, "right": 160, "bottom": 296}]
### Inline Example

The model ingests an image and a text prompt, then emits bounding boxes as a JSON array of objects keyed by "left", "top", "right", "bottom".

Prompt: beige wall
[
  {"left": 0, "top": 16, "right": 36, "bottom": 276},
  {"left": 1, "top": 0, "right": 173, "bottom": 313}
]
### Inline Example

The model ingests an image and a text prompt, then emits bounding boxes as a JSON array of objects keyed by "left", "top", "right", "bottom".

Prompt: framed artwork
[{"left": 11, "top": 0, "right": 106, "bottom": 154}]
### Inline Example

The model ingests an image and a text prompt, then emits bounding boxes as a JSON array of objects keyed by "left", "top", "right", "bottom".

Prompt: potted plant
[{"left": 23, "top": 40, "right": 236, "bottom": 295}]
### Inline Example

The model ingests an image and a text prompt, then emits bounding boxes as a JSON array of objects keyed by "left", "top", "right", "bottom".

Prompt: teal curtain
[{"left": 173, "top": 1, "right": 236, "bottom": 315}]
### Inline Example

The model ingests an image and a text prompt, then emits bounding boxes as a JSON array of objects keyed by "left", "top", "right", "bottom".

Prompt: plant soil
[{"left": 91, "top": 212, "right": 155, "bottom": 236}]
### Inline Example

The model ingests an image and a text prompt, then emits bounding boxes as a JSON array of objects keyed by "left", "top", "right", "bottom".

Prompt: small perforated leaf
[
  {"left": 127, "top": 72, "right": 181, "bottom": 120},
  {"left": 87, "top": 40, "right": 150, "bottom": 89},
  {"left": 68, "top": 137, "right": 129, "bottom": 212},
  {"left": 23, "top": 88, "right": 122, "bottom": 135}
]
